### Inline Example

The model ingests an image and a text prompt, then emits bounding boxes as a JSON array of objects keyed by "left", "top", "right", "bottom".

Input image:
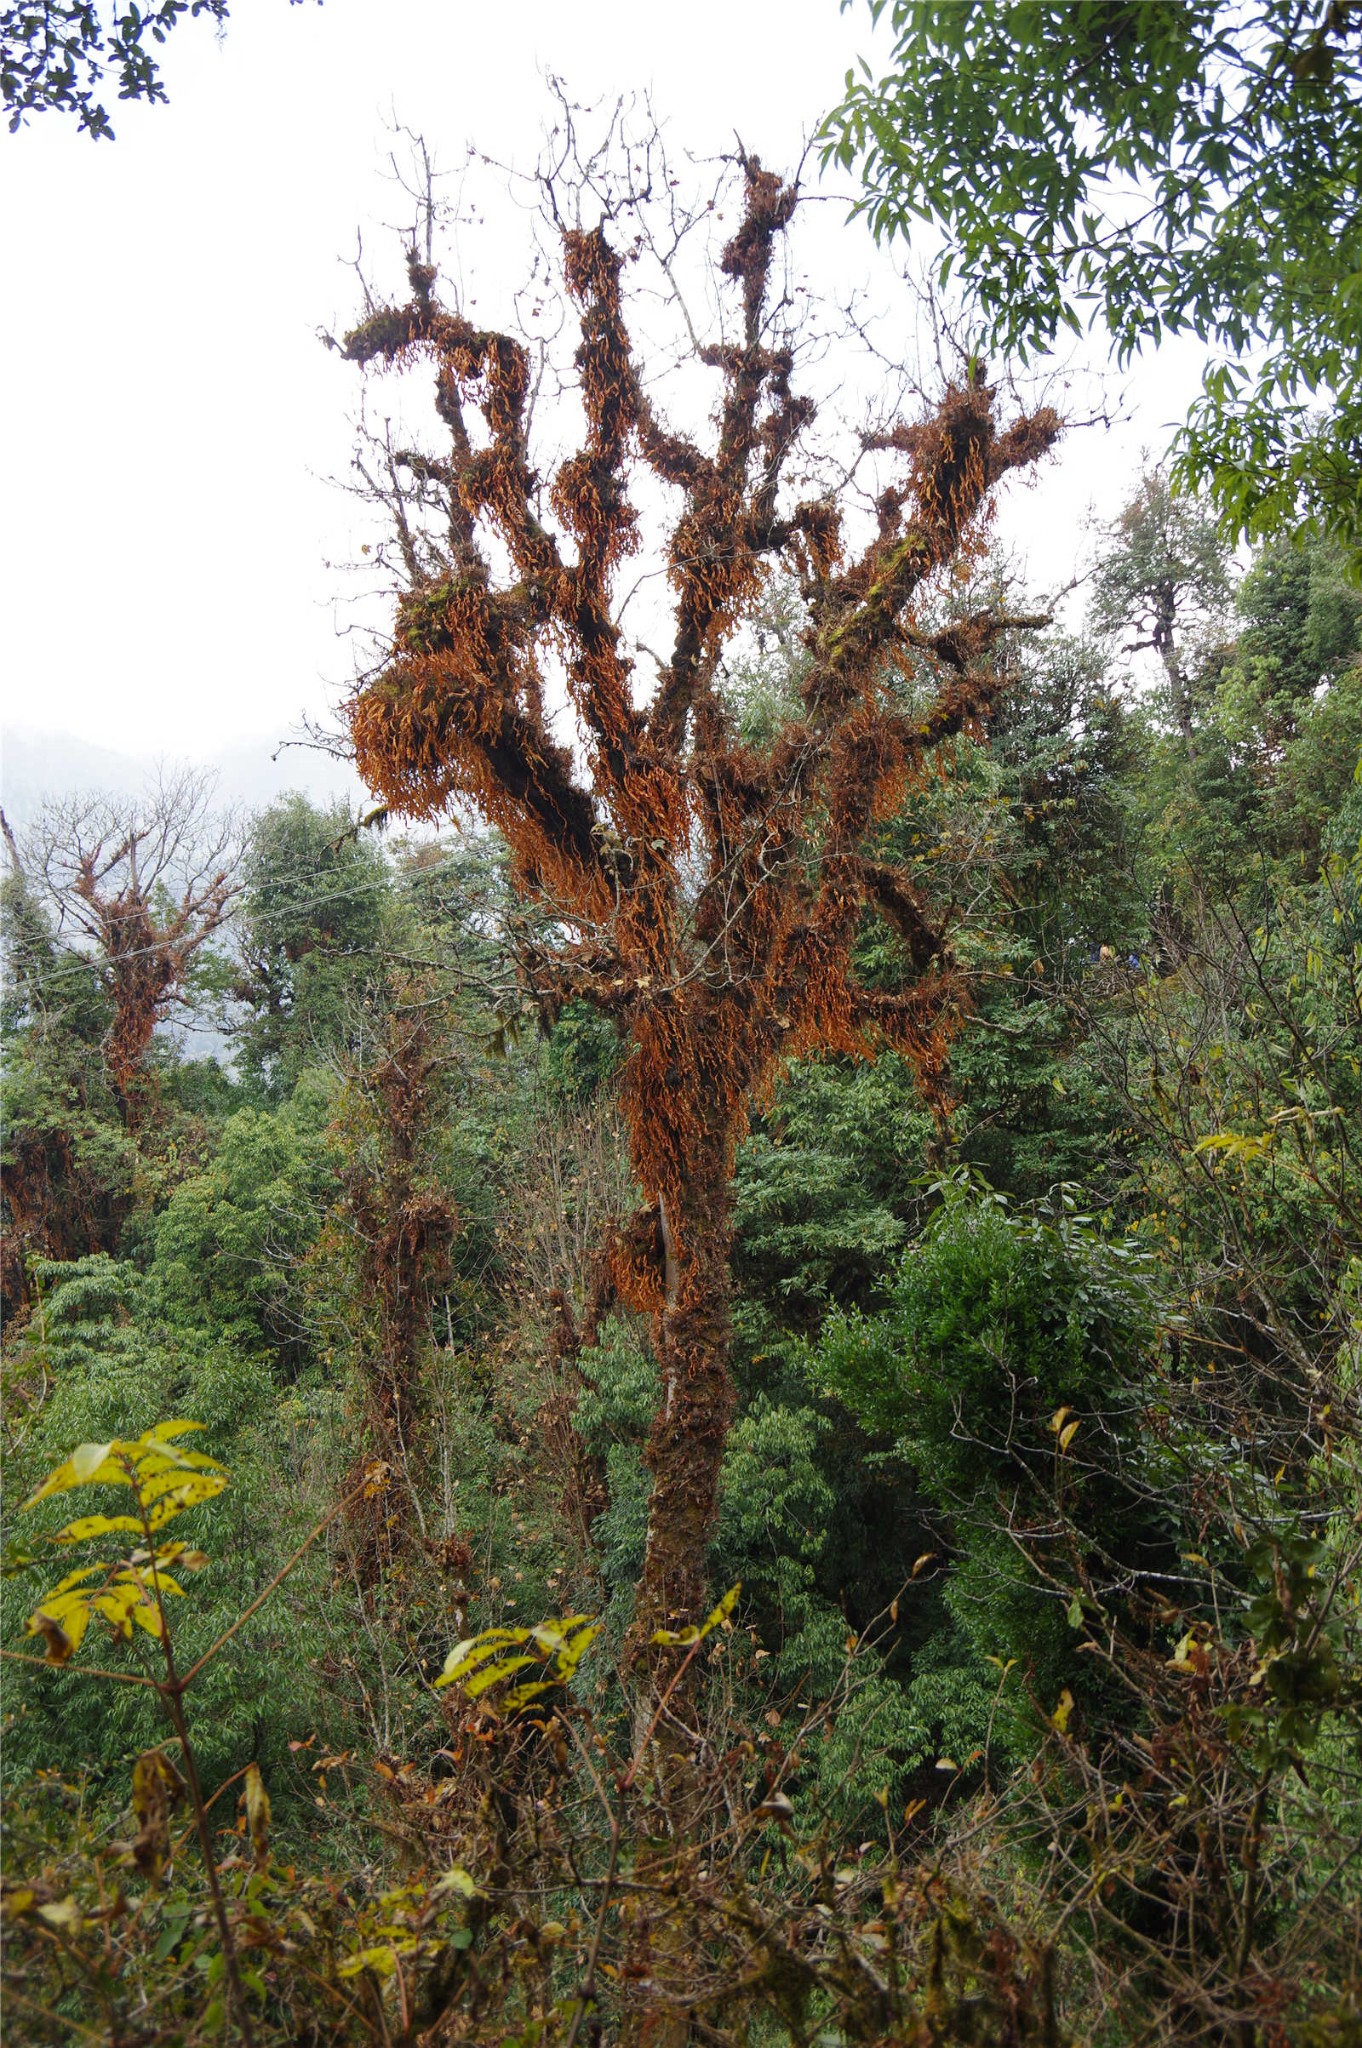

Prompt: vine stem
[
  {"left": 178, "top": 1482, "right": 364, "bottom": 1689},
  {"left": 134, "top": 1460, "right": 257, "bottom": 2048},
  {"left": 159, "top": 1676, "right": 257, "bottom": 2048}
]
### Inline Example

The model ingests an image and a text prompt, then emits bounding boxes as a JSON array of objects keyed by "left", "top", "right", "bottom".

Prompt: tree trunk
[
  {"left": 620, "top": 1155, "right": 735, "bottom": 2048},
  {"left": 629, "top": 1132, "right": 737, "bottom": 1656},
  {"left": 1154, "top": 583, "right": 1197, "bottom": 760}
]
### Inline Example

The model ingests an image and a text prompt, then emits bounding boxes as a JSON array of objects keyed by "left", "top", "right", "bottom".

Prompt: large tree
[
  {"left": 825, "top": 0, "right": 1362, "bottom": 564},
  {"left": 340, "top": 151, "right": 1059, "bottom": 1652},
  {"left": 21, "top": 770, "right": 240, "bottom": 1118},
  {"left": 1090, "top": 469, "right": 1232, "bottom": 757}
]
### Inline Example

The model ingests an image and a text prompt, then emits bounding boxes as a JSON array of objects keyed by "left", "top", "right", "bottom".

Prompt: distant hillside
[{"left": 0, "top": 725, "right": 365, "bottom": 828}]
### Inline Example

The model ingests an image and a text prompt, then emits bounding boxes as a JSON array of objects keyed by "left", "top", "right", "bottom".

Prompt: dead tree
[
  {"left": 341, "top": 150, "right": 1060, "bottom": 1654},
  {"left": 24, "top": 771, "right": 241, "bottom": 1116}
]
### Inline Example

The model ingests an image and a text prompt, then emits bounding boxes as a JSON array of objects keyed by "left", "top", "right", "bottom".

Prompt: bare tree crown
[
  {"left": 20, "top": 768, "right": 241, "bottom": 1104},
  {"left": 343, "top": 153, "right": 1059, "bottom": 1214}
]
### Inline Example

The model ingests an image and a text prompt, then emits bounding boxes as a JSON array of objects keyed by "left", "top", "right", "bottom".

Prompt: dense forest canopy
[{"left": 3, "top": 12, "right": 1362, "bottom": 2047}]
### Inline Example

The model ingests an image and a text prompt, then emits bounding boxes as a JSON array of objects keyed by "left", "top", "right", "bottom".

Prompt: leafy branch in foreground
[
  {"left": 21, "top": 1421, "right": 224, "bottom": 1665},
  {"left": 826, "top": 0, "right": 1362, "bottom": 561},
  {"left": 11, "top": 1421, "right": 259, "bottom": 2041},
  {"left": 7, "top": 1421, "right": 367, "bottom": 2046}
]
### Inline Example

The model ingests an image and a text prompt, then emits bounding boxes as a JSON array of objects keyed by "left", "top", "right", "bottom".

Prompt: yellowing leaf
[
  {"left": 435, "top": 1612, "right": 603, "bottom": 1707},
  {"left": 530, "top": 1617, "right": 600, "bottom": 1671},
  {"left": 500, "top": 1679, "right": 558, "bottom": 1712},
  {"left": 462, "top": 1654, "right": 537, "bottom": 1700},
  {"left": 31, "top": 1592, "right": 96, "bottom": 1630},
  {"left": 437, "top": 1629, "right": 530, "bottom": 1685},
  {"left": 36, "top": 1896, "right": 83, "bottom": 1931},
  {"left": 338, "top": 1945, "right": 402, "bottom": 1980},
  {"left": 93, "top": 1589, "right": 144, "bottom": 1640},
  {"left": 72, "top": 1441, "right": 117, "bottom": 1484},
  {"left": 24, "top": 1443, "right": 124, "bottom": 1506},
  {"left": 17, "top": 1422, "right": 225, "bottom": 1671},
  {"left": 53, "top": 1514, "right": 146, "bottom": 1544},
  {"left": 25, "top": 1426, "right": 225, "bottom": 1526},
  {"left": 433, "top": 1866, "right": 479, "bottom": 1899},
  {"left": 145, "top": 1478, "right": 228, "bottom": 1528},
  {"left": 118, "top": 1565, "right": 186, "bottom": 1598},
  {"left": 128, "top": 1749, "right": 181, "bottom": 1882},
  {"left": 1058, "top": 1419, "right": 1081, "bottom": 1451},
  {"left": 45, "top": 1565, "right": 105, "bottom": 1597},
  {"left": 651, "top": 1584, "right": 740, "bottom": 1648},
  {"left": 1194, "top": 1130, "right": 1272, "bottom": 1163},
  {"left": 147, "top": 1542, "right": 209, "bottom": 1573},
  {"left": 1050, "top": 1687, "right": 1075, "bottom": 1735}
]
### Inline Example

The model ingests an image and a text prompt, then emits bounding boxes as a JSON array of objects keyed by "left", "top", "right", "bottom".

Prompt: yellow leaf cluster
[
  {"left": 436, "top": 1613, "right": 602, "bottom": 1712},
  {"left": 650, "top": 1581, "right": 741, "bottom": 1649},
  {"left": 22, "top": 1423, "right": 224, "bottom": 1665}
]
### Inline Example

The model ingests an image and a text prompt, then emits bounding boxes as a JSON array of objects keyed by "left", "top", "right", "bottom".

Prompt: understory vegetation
[{"left": 4, "top": 137, "right": 1362, "bottom": 2048}]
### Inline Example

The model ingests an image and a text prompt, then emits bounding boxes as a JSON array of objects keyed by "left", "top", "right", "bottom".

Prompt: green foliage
[
  {"left": 3, "top": 1270, "right": 337, "bottom": 1797},
  {"left": 233, "top": 795, "right": 393, "bottom": 1098},
  {"left": 814, "top": 1180, "right": 1157, "bottom": 1494},
  {"left": 733, "top": 1054, "right": 933, "bottom": 1335},
  {"left": 1089, "top": 469, "right": 1233, "bottom": 754},
  {"left": 151, "top": 1077, "right": 335, "bottom": 1369},
  {"left": 1236, "top": 538, "right": 1362, "bottom": 705},
  {"left": 574, "top": 1318, "right": 657, "bottom": 1613},
  {"left": 827, "top": 0, "right": 1362, "bottom": 558},
  {"left": 1, "top": 0, "right": 231, "bottom": 138},
  {"left": 1, "top": 885, "right": 136, "bottom": 1308},
  {"left": 1110, "top": 844, "right": 1362, "bottom": 1400},
  {"left": 946, "top": 643, "right": 1146, "bottom": 1196},
  {"left": 716, "top": 1398, "right": 943, "bottom": 1805},
  {"left": 4, "top": 471, "right": 1362, "bottom": 2042},
  {"left": 810, "top": 1180, "right": 1169, "bottom": 1703},
  {"left": 1091, "top": 470, "right": 1232, "bottom": 657},
  {"left": 1212, "top": 540, "right": 1362, "bottom": 858},
  {"left": 538, "top": 1000, "right": 624, "bottom": 1104}
]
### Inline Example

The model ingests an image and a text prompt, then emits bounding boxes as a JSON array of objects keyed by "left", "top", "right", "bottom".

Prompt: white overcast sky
[{"left": 1, "top": 0, "right": 1209, "bottom": 770}]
